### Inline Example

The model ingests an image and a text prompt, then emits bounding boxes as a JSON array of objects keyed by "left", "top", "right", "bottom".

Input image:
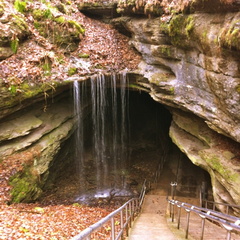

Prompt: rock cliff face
[
  {"left": 113, "top": 0, "right": 240, "bottom": 207},
  {"left": 0, "top": 92, "right": 75, "bottom": 203}
]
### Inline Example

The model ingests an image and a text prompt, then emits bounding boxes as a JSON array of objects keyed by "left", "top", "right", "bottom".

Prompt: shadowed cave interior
[{"left": 43, "top": 88, "right": 212, "bottom": 205}]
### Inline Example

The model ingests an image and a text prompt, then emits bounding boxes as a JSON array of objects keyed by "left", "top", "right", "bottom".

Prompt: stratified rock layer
[
  {"left": 113, "top": 2, "right": 240, "bottom": 207},
  {"left": 5, "top": 98, "right": 75, "bottom": 203}
]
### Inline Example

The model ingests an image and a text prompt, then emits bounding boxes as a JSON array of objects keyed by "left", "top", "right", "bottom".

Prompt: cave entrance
[{"left": 44, "top": 76, "right": 212, "bottom": 205}]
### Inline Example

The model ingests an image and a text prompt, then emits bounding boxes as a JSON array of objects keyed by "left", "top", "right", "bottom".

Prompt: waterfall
[
  {"left": 73, "top": 72, "right": 129, "bottom": 195},
  {"left": 73, "top": 80, "right": 87, "bottom": 189},
  {"left": 120, "top": 72, "right": 128, "bottom": 172},
  {"left": 73, "top": 81, "right": 84, "bottom": 175},
  {"left": 91, "top": 74, "right": 108, "bottom": 188}
]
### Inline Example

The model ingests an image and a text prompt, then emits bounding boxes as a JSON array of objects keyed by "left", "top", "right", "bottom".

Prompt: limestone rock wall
[
  {"left": 0, "top": 93, "right": 75, "bottom": 203},
  {"left": 118, "top": 13, "right": 240, "bottom": 142},
  {"left": 114, "top": 4, "right": 240, "bottom": 206}
]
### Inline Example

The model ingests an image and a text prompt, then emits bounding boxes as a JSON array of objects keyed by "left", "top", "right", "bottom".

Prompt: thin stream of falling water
[
  {"left": 91, "top": 74, "right": 109, "bottom": 189},
  {"left": 74, "top": 73, "right": 129, "bottom": 197},
  {"left": 120, "top": 72, "right": 127, "bottom": 172},
  {"left": 73, "top": 81, "right": 84, "bottom": 184},
  {"left": 111, "top": 74, "right": 118, "bottom": 174}
]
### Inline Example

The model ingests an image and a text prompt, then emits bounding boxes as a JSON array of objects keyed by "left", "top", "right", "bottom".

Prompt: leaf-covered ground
[
  {"left": 0, "top": 202, "right": 114, "bottom": 240},
  {"left": 0, "top": 0, "right": 141, "bottom": 88}
]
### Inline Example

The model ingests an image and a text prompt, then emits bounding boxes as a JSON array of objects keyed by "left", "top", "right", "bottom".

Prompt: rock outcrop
[
  {"left": 1, "top": 95, "right": 75, "bottom": 203},
  {"left": 113, "top": 0, "right": 240, "bottom": 207}
]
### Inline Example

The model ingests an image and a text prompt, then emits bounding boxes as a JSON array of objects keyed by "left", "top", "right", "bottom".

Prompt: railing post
[
  {"left": 177, "top": 205, "right": 181, "bottom": 229},
  {"left": 169, "top": 200, "right": 172, "bottom": 218},
  {"left": 222, "top": 224, "right": 233, "bottom": 240},
  {"left": 185, "top": 209, "right": 191, "bottom": 239},
  {"left": 129, "top": 202, "right": 132, "bottom": 228},
  {"left": 199, "top": 214, "right": 206, "bottom": 240},
  {"left": 131, "top": 200, "right": 134, "bottom": 222},
  {"left": 111, "top": 217, "right": 115, "bottom": 240},
  {"left": 171, "top": 182, "right": 177, "bottom": 200},
  {"left": 120, "top": 210, "right": 124, "bottom": 240},
  {"left": 125, "top": 204, "right": 129, "bottom": 237},
  {"left": 226, "top": 230, "right": 231, "bottom": 240},
  {"left": 226, "top": 205, "right": 229, "bottom": 215},
  {"left": 172, "top": 203, "right": 175, "bottom": 222}
]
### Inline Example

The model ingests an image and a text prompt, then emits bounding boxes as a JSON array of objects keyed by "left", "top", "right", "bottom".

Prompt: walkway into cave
[{"left": 128, "top": 157, "right": 240, "bottom": 240}]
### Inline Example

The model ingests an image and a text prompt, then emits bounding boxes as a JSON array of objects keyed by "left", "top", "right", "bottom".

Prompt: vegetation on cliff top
[{"left": 0, "top": 0, "right": 141, "bottom": 95}]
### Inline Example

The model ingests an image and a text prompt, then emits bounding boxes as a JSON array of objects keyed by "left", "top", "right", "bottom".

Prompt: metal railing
[
  {"left": 168, "top": 198, "right": 240, "bottom": 240},
  {"left": 71, "top": 180, "right": 147, "bottom": 240},
  {"left": 203, "top": 199, "right": 240, "bottom": 216}
]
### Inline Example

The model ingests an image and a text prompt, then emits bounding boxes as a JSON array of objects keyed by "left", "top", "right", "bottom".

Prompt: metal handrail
[
  {"left": 168, "top": 198, "right": 240, "bottom": 240},
  {"left": 71, "top": 180, "right": 148, "bottom": 240},
  {"left": 203, "top": 199, "right": 240, "bottom": 215}
]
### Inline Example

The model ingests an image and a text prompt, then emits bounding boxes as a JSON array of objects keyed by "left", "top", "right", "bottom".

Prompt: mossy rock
[
  {"left": 117, "top": 0, "right": 162, "bottom": 17},
  {"left": 78, "top": 1, "right": 120, "bottom": 18},
  {"left": 0, "top": 13, "right": 29, "bottom": 46},
  {"left": 0, "top": 47, "right": 14, "bottom": 60},
  {"left": 9, "top": 168, "right": 42, "bottom": 203},
  {"left": 219, "top": 20, "right": 240, "bottom": 51},
  {"left": 33, "top": 12, "right": 85, "bottom": 52},
  {"left": 168, "top": 14, "right": 195, "bottom": 49},
  {"left": 32, "top": 8, "right": 53, "bottom": 20},
  {"left": 201, "top": 151, "right": 239, "bottom": 184}
]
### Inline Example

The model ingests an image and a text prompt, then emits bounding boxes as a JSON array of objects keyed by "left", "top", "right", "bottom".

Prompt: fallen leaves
[
  {"left": 0, "top": 202, "right": 113, "bottom": 239},
  {"left": 0, "top": 0, "right": 141, "bottom": 88}
]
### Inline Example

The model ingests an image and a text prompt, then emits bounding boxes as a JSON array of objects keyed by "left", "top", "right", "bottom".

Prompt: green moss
[
  {"left": 68, "top": 20, "right": 85, "bottom": 35},
  {"left": 236, "top": 84, "right": 240, "bottom": 93},
  {"left": 32, "top": 9, "right": 84, "bottom": 51},
  {"left": 0, "top": 4, "right": 4, "bottom": 16},
  {"left": 8, "top": 85, "right": 17, "bottom": 94},
  {"left": 78, "top": 53, "right": 89, "bottom": 58},
  {"left": 68, "top": 67, "right": 77, "bottom": 76},
  {"left": 168, "top": 14, "right": 195, "bottom": 48},
  {"left": 169, "top": 86, "right": 175, "bottom": 95},
  {"left": 159, "top": 45, "right": 172, "bottom": 57},
  {"left": 159, "top": 22, "right": 169, "bottom": 34},
  {"left": 54, "top": 16, "right": 66, "bottom": 24},
  {"left": 32, "top": 8, "right": 53, "bottom": 21},
  {"left": 185, "top": 16, "right": 194, "bottom": 37},
  {"left": 219, "top": 20, "right": 240, "bottom": 51},
  {"left": 204, "top": 154, "right": 239, "bottom": 183},
  {"left": 14, "top": 0, "right": 27, "bottom": 13},
  {"left": 10, "top": 37, "right": 19, "bottom": 54},
  {"left": 9, "top": 168, "right": 42, "bottom": 203}
]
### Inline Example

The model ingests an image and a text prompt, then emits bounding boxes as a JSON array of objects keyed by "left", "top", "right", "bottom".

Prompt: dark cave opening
[{"left": 44, "top": 83, "right": 212, "bottom": 205}]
